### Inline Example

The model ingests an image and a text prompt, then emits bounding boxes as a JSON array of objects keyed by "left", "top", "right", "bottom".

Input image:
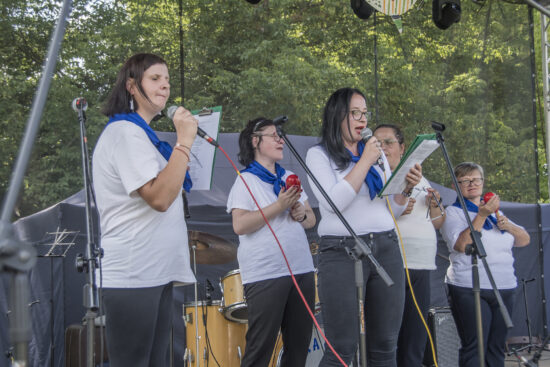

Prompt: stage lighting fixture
[
  {"left": 432, "top": 0, "right": 461, "bottom": 29},
  {"left": 350, "top": 0, "right": 375, "bottom": 20},
  {"left": 245, "top": 0, "right": 262, "bottom": 3}
]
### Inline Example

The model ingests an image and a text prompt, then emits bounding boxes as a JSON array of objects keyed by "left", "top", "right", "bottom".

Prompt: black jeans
[
  {"left": 241, "top": 272, "right": 315, "bottom": 367},
  {"left": 102, "top": 283, "right": 173, "bottom": 367},
  {"left": 317, "top": 230, "right": 405, "bottom": 367},
  {"left": 447, "top": 284, "right": 516, "bottom": 367},
  {"left": 397, "top": 269, "right": 431, "bottom": 367}
]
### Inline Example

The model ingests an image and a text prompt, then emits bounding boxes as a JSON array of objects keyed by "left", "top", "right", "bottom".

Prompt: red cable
[{"left": 218, "top": 145, "right": 348, "bottom": 367}]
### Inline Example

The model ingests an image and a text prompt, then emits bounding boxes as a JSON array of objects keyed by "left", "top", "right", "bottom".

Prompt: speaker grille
[{"left": 424, "top": 307, "right": 461, "bottom": 367}]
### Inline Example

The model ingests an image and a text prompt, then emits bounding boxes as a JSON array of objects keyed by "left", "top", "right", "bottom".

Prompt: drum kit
[{"left": 183, "top": 231, "right": 323, "bottom": 367}]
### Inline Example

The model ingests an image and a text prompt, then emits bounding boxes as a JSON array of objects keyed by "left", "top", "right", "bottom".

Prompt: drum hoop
[
  {"left": 222, "top": 302, "right": 248, "bottom": 323},
  {"left": 184, "top": 300, "right": 222, "bottom": 307},
  {"left": 221, "top": 268, "right": 241, "bottom": 280}
]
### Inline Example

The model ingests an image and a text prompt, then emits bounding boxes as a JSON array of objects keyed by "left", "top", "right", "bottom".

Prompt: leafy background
[{"left": 1, "top": 0, "right": 547, "bottom": 218}]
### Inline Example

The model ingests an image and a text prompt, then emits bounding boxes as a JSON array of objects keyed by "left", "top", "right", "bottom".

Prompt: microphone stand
[
  {"left": 0, "top": 1, "right": 72, "bottom": 365},
  {"left": 432, "top": 121, "right": 513, "bottom": 367},
  {"left": 73, "top": 100, "right": 101, "bottom": 367},
  {"left": 275, "top": 119, "right": 393, "bottom": 367}
]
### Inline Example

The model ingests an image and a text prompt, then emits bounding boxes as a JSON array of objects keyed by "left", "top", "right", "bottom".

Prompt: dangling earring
[{"left": 129, "top": 97, "right": 135, "bottom": 112}]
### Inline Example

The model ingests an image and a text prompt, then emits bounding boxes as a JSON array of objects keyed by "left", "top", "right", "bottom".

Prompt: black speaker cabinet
[
  {"left": 65, "top": 324, "right": 108, "bottom": 367},
  {"left": 423, "top": 307, "right": 461, "bottom": 367}
]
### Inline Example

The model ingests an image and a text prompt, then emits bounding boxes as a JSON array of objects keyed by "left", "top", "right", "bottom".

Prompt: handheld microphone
[
  {"left": 71, "top": 97, "right": 87, "bottom": 112},
  {"left": 166, "top": 105, "right": 219, "bottom": 147},
  {"left": 360, "top": 127, "right": 384, "bottom": 171}
]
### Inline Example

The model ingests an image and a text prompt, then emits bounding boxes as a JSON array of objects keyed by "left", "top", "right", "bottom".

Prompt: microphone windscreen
[
  {"left": 360, "top": 127, "right": 373, "bottom": 142},
  {"left": 166, "top": 105, "right": 178, "bottom": 119}
]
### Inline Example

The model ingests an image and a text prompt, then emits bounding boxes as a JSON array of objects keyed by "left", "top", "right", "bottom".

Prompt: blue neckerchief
[
  {"left": 451, "top": 197, "right": 503, "bottom": 232},
  {"left": 107, "top": 112, "right": 192, "bottom": 192},
  {"left": 346, "top": 141, "right": 384, "bottom": 200},
  {"left": 241, "top": 161, "right": 286, "bottom": 196}
]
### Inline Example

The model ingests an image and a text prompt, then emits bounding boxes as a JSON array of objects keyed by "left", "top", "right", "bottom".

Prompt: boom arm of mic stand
[
  {"left": 434, "top": 128, "right": 513, "bottom": 330},
  {"left": 276, "top": 126, "right": 393, "bottom": 287}
]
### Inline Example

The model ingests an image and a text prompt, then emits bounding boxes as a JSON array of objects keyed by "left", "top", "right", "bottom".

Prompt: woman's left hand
[
  {"left": 290, "top": 202, "right": 306, "bottom": 222},
  {"left": 405, "top": 163, "right": 422, "bottom": 190}
]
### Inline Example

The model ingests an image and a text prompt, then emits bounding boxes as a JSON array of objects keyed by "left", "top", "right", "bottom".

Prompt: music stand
[{"left": 35, "top": 228, "right": 78, "bottom": 367}]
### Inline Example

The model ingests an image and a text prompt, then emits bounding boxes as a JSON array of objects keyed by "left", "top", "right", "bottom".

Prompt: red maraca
[
  {"left": 483, "top": 191, "right": 500, "bottom": 219},
  {"left": 285, "top": 174, "right": 302, "bottom": 192}
]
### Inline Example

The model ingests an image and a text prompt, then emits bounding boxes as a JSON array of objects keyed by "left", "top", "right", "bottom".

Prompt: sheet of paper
[
  {"left": 379, "top": 135, "right": 439, "bottom": 196},
  {"left": 188, "top": 108, "right": 221, "bottom": 190}
]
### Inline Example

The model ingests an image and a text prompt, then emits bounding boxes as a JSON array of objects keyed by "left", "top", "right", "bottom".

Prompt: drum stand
[
  {"left": 191, "top": 243, "right": 200, "bottom": 367},
  {"left": 511, "top": 278, "right": 537, "bottom": 354}
]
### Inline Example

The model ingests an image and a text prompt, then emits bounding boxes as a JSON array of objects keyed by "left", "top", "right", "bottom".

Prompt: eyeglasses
[
  {"left": 350, "top": 110, "right": 372, "bottom": 121},
  {"left": 254, "top": 132, "right": 283, "bottom": 143},
  {"left": 379, "top": 138, "right": 398, "bottom": 147},
  {"left": 411, "top": 187, "right": 445, "bottom": 221},
  {"left": 457, "top": 177, "right": 484, "bottom": 186}
]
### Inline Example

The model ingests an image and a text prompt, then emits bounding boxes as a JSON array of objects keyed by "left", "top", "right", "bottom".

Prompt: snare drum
[
  {"left": 183, "top": 301, "right": 247, "bottom": 367},
  {"left": 220, "top": 269, "right": 248, "bottom": 323}
]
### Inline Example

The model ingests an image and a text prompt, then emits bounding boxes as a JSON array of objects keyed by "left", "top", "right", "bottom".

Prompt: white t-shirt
[
  {"left": 305, "top": 145, "right": 406, "bottom": 236},
  {"left": 92, "top": 121, "right": 196, "bottom": 288},
  {"left": 395, "top": 177, "right": 437, "bottom": 270},
  {"left": 440, "top": 205, "right": 519, "bottom": 289},
  {"left": 226, "top": 171, "right": 314, "bottom": 284}
]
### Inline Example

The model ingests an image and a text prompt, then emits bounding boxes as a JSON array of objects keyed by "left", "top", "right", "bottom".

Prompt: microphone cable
[{"left": 216, "top": 144, "right": 349, "bottom": 367}]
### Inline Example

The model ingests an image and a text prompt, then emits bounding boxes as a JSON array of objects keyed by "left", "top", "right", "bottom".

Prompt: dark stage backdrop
[{"left": 1, "top": 133, "right": 548, "bottom": 367}]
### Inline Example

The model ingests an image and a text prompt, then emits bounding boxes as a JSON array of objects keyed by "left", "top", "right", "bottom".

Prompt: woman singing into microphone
[
  {"left": 305, "top": 87, "right": 422, "bottom": 367},
  {"left": 92, "top": 53, "right": 197, "bottom": 366},
  {"left": 227, "top": 117, "right": 316, "bottom": 367}
]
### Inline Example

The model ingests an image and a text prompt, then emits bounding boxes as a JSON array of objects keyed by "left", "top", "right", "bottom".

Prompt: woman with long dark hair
[
  {"left": 227, "top": 117, "right": 316, "bottom": 367},
  {"left": 92, "top": 53, "right": 197, "bottom": 366},
  {"left": 305, "top": 87, "right": 422, "bottom": 367}
]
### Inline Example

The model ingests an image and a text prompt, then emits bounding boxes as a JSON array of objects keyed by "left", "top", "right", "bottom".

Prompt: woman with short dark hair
[
  {"left": 92, "top": 53, "right": 197, "bottom": 366},
  {"left": 227, "top": 117, "right": 316, "bottom": 367},
  {"left": 374, "top": 123, "right": 445, "bottom": 366}
]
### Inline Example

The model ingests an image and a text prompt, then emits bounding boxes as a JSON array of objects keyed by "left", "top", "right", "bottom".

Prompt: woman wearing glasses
[
  {"left": 373, "top": 124, "right": 445, "bottom": 367},
  {"left": 440, "top": 162, "right": 530, "bottom": 367},
  {"left": 305, "top": 88, "right": 422, "bottom": 367},
  {"left": 226, "top": 117, "right": 316, "bottom": 366}
]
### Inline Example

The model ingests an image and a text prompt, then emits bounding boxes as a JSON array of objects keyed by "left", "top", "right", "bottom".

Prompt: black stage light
[
  {"left": 350, "top": 0, "right": 375, "bottom": 20},
  {"left": 245, "top": 0, "right": 262, "bottom": 3},
  {"left": 432, "top": 0, "right": 461, "bottom": 29}
]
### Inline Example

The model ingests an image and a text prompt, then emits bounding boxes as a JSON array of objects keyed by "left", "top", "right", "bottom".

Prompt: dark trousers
[
  {"left": 317, "top": 230, "right": 405, "bottom": 367},
  {"left": 241, "top": 272, "right": 315, "bottom": 367},
  {"left": 447, "top": 284, "right": 516, "bottom": 367},
  {"left": 102, "top": 283, "right": 173, "bottom": 367},
  {"left": 397, "top": 269, "right": 431, "bottom": 367}
]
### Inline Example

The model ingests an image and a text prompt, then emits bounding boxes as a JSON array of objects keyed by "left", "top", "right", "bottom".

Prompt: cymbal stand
[
  {"left": 511, "top": 278, "right": 537, "bottom": 354},
  {"left": 192, "top": 243, "right": 200, "bottom": 367}
]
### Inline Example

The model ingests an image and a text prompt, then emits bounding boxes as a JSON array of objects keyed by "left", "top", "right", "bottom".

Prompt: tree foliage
[{"left": 0, "top": 0, "right": 547, "bottom": 218}]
